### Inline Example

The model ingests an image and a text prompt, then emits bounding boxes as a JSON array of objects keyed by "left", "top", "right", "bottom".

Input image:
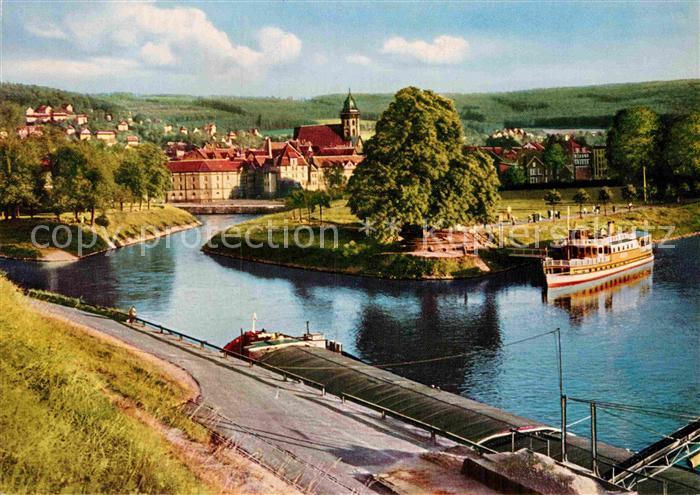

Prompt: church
[
  {"left": 293, "top": 91, "right": 363, "bottom": 155},
  {"left": 166, "top": 91, "right": 365, "bottom": 201}
]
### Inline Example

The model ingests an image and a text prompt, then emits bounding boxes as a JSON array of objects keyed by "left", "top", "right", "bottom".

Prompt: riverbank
[
  {"left": 493, "top": 201, "right": 700, "bottom": 248},
  {"left": 202, "top": 200, "right": 513, "bottom": 280},
  {"left": 202, "top": 199, "right": 699, "bottom": 280},
  {"left": 0, "top": 275, "right": 296, "bottom": 494},
  {"left": 0, "top": 205, "right": 199, "bottom": 261}
]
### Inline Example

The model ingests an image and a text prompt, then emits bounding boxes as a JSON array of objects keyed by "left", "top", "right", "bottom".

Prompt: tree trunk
[
  {"left": 147, "top": 197, "right": 151, "bottom": 210},
  {"left": 120, "top": 201, "right": 124, "bottom": 211},
  {"left": 90, "top": 207, "right": 95, "bottom": 226},
  {"left": 319, "top": 206, "right": 323, "bottom": 225},
  {"left": 74, "top": 210, "right": 80, "bottom": 222},
  {"left": 139, "top": 200, "right": 143, "bottom": 211}
]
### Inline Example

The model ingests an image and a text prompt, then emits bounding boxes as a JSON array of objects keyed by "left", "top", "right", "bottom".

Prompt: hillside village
[{"left": 0, "top": 87, "right": 671, "bottom": 203}]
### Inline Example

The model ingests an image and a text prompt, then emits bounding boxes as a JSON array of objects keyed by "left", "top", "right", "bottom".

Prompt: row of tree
[
  {"left": 607, "top": 108, "right": 699, "bottom": 198},
  {"left": 285, "top": 189, "right": 332, "bottom": 223},
  {"left": 0, "top": 131, "right": 170, "bottom": 223}
]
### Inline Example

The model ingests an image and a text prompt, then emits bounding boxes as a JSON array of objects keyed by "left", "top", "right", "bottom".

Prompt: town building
[
  {"left": 565, "top": 139, "right": 592, "bottom": 181},
  {"left": 167, "top": 157, "right": 246, "bottom": 202},
  {"left": 524, "top": 155, "right": 549, "bottom": 184},
  {"left": 166, "top": 93, "right": 365, "bottom": 201},
  {"left": 95, "top": 130, "right": 117, "bottom": 145},
  {"left": 179, "top": 126, "right": 189, "bottom": 135},
  {"left": 293, "top": 91, "right": 363, "bottom": 155},
  {"left": 592, "top": 146, "right": 608, "bottom": 179},
  {"left": 24, "top": 103, "right": 88, "bottom": 126},
  {"left": 164, "top": 124, "right": 173, "bottom": 134},
  {"left": 117, "top": 120, "right": 129, "bottom": 132},
  {"left": 126, "top": 135, "right": 140, "bottom": 147},
  {"left": 204, "top": 123, "right": 217, "bottom": 137},
  {"left": 79, "top": 128, "right": 92, "bottom": 141}
]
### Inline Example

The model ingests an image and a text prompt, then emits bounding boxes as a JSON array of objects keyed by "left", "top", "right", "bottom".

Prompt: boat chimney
[{"left": 608, "top": 221, "right": 615, "bottom": 235}]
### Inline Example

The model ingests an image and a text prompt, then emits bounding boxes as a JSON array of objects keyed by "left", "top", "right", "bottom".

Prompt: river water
[{"left": 1, "top": 214, "right": 698, "bottom": 452}]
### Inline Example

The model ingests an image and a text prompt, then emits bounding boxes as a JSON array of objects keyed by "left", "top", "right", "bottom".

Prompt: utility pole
[
  {"left": 591, "top": 402, "right": 598, "bottom": 476},
  {"left": 561, "top": 394, "right": 568, "bottom": 462},
  {"left": 643, "top": 166, "right": 648, "bottom": 203}
]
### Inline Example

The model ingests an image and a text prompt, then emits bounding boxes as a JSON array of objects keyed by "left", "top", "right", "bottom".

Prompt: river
[{"left": 1, "top": 214, "right": 698, "bottom": 452}]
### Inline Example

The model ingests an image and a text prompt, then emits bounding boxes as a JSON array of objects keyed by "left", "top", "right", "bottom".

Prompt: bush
[{"left": 95, "top": 214, "right": 110, "bottom": 227}]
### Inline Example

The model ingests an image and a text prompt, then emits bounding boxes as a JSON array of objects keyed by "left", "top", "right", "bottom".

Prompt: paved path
[{"left": 34, "top": 301, "right": 459, "bottom": 494}]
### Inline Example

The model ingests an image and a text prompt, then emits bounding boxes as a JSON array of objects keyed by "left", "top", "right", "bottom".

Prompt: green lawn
[
  {"left": 0, "top": 205, "right": 197, "bottom": 260},
  {"left": 494, "top": 202, "right": 700, "bottom": 248},
  {"left": 204, "top": 195, "right": 699, "bottom": 278},
  {"left": 0, "top": 275, "right": 211, "bottom": 493},
  {"left": 204, "top": 200, "right": 491, "bottom": 279}
]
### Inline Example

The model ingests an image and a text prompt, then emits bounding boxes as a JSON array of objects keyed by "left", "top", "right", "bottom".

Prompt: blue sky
[{"left": 2, "top": 1, "right": 697, "bottom": 96}]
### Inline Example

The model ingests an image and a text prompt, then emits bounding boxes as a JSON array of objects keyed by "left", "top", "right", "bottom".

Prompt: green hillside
[{"left": 2, "top": 79, "right": 698, "bottom": 138}]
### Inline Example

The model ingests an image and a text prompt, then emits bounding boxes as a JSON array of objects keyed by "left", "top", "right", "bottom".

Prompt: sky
[{"left": 1, "top": 1, "right": 698, "bottom": 97}]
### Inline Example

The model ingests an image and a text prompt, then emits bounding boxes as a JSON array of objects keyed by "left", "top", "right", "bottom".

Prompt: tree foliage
[
  {"left": 347, "top": 87, "right": 500, "bottom": 239},
  {"left": 606, "top": 107, "right": 661, "bottom": 185},
  {"left": 543, "top": 189, "right": 562, "bottom": 208},
  {"left": 501, "top": 165, "right": 526, "bottom": 187},
  {"left": 663, "top": 111, "right": 700, "bottom": 183},
  {"left": 542, "top": 142, "right": 567, "bottom": 182},
  {"left": 598, "top": 186, "right": 613, "bottom": 214},
  {"left": 572, "top": 188, "right": 591, "bottom": 218}
]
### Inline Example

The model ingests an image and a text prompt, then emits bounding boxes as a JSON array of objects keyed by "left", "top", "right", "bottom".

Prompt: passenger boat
[{"left": 543, "top": 221, "right": 653, "bottom": 288}]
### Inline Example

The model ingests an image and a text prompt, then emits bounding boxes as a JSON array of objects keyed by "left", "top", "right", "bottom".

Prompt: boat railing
[
  {"left": 556, "top": 232, "right": 638, "bottom": 248},
  {"left": 544, "top": 255, "right": 611, "bottom": 268}
]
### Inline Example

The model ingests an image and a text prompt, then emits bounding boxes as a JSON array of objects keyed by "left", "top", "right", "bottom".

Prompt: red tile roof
[
  {"left": 294, "top": 124, "right": 349, "bottom": 150},
  {"left": 168, "top": 159, "right": 243, "bottom": 173}
]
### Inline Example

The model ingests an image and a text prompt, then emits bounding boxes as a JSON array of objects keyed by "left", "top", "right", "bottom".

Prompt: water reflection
[
  {"left": 0, "top": 215, "right": 697, "bottom": 451},
  {"left": 545, "top": 265, "right": 654, "bottom": 325}
]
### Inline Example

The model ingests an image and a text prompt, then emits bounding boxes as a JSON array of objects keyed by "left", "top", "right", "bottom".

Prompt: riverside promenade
[
  {"left": 172, "top": 199, "right": 286, "bottom": 215},
  {"left": 32, "top": 301, "right": 494, "bottom": 494}
]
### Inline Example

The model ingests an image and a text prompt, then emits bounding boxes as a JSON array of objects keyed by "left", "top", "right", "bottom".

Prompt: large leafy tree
[
  {"left": 50, "top": 144, "right": 92, "bottom": 221},
  {"left": 115, "top": 153, "right": 146, "bottom": 211},
  {"left": 138, "top": 143, "right": 170, "bottom": 209},
  {"left": 347, "top": 87, "right": 499, "bottom": 239},
  {"left": 542, "top": 142, "right": 567, "bottom": 182},
  {"left": 606, "top": 107, "right": 661, "bottom": 185},
  {"left": 663, "top": 111, "right": 700, "bottom": 185},
  {"left": 0, "top": 137, "right": 44, "bottom": 219}
]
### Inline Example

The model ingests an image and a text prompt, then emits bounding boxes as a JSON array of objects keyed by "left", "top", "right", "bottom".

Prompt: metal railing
[
  {"left": 341, "top": 393, "right": 498, "bottom": 455},
  {"left": 544, "top": 255, "right": 610, "bottom": 268},
  {"left": 131, "top": 316, "right": 502, "bottom": 455},
  {"left": 132, "top": 316, "right": 326, "bottom": 395}
]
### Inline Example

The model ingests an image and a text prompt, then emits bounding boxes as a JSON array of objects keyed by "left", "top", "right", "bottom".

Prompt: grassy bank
[
  {"left": 203, "top": 201, "right": 498, "bottom": 280},
  {"left": 204, "top": 195, "right": 699, "bottom": 279},
  {"left": 494, "top": 202, "right": 700, "bottom": 248},
  {"left": 0, "top": 204, "right": 198, "bottom": 260},
  {"left": 0, "top": 276, "right": 209, "bottom": 493}
]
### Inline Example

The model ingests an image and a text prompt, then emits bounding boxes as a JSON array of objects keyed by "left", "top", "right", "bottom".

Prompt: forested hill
[{"left": 1, "top": 79, "right": 698, "bottom": 134}]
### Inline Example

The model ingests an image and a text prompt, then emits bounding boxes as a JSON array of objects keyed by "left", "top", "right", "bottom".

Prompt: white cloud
[
  {"left": 24, "top": 22, "right": 68, "bottom": 40},
  {"left": 58, "top": 4, "right": 301, "bottom": 77},
  {"left": 381, "top": 35, "right": 468, "bottom": 64},
  {"left": 139, "top": 42, "right": 176, "bottom": 66},
  {"left": 346, "top": 54, "right": 373, "bottom": 66},
  {"left": 6, "top": 57, "right": 140, "bottom": 79}
]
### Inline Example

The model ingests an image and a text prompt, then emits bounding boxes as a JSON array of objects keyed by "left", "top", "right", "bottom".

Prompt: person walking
[{"left": 128, "top": 306, "right": 137, "bottom": 324}]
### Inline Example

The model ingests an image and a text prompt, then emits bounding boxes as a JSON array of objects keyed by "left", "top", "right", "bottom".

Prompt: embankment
[
  {"left": 0, "top": 275, "right": 298, "bottom": 494},
  {"left": 0, "top": 205, "right": 199, "bottom": 262}
]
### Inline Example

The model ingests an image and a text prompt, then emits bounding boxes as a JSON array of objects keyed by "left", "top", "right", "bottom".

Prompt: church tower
[{"left": 340, "top": 90, "right": 360, "bottom": 141}]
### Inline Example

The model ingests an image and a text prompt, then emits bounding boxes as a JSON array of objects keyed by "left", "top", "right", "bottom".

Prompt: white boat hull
[{"left": 545, "top": 254, "right": 654, "bottom": 289}]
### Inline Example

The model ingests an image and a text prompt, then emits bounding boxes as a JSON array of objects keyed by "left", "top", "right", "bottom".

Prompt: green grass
[
  {"left": 498, "top": 187, "right": 629, "bottom": 219},
  {"left": 0, "top": 275, "right": 210, "bottom": 493},
  {"left": 0, "top": 205, "right": 197, "bottom": 260},
  {"left": 494, "top": 202, "right": 700, "bottom": 248},
  {"left": 204, "top": 200, "right": 486, "bottom": 279},
  {"left": 204, "top": 196, "right": 699, "bottom": 278}
]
